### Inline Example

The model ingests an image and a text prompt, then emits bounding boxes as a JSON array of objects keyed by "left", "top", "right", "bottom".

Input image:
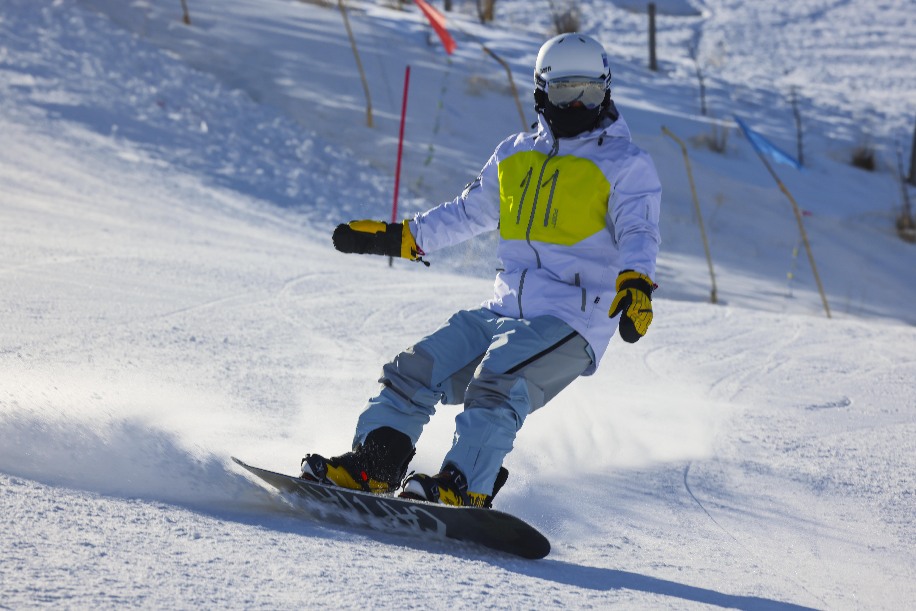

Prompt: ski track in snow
[{"left": 1, "top": 0, "right": 914, "bottom": 609}]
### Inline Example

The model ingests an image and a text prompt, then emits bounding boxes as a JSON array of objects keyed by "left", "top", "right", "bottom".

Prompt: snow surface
[{"left": 1, "top": 0, "right": 914, "bottom": 608}]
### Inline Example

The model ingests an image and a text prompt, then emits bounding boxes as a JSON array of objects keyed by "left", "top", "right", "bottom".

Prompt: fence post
[
  {"left": 482, "top": 46, "right": 528, "bottom": 132},
  {"left": 476, "top": 0, "right": 494, "bottom": 23},
  {"left": 690, "top": 46, "right": 706, "bottom": 117},
  {"left": 648, "top": 3, "right": 657, "bottom": 71},
  {"left": 662, "top": 126, "right": 718, "bottom": 304},
  {"left": 443, "top": 18, "right": 528, "bottom": 131},
  {"left": 338, "top": 0, "right": 374, "bottom": 128},
  {"left": 790, "top": 87, "right": 804, "bottom": 167},
  {"left": 750, "top": 143, "right": 831, "bottom": 318},
  {"left": 908, "top": 114, "right": 916, "bottom": 186},
  {"left": 896, "top": 140, "right": 915, "bottom": 242},
  {"left": 179, "top": 0, "right": 191, "bottom": 25}
]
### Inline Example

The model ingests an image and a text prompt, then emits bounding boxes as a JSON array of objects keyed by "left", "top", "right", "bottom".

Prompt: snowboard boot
[
  {"left": 300, "top": 427, "right": 415, "bottom": 494},
  {"left": 400, "top": 464, "right": 509, "bottom": 508}
]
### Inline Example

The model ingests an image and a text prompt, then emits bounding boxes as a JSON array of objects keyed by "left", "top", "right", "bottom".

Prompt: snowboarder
[{"left": 301, "top": 33, "right": 662, "bottom": 508}]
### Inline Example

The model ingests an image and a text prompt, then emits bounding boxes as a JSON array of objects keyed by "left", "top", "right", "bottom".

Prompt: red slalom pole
[{"left": 390, "top": 65, "right": 410, "bottom": 266}]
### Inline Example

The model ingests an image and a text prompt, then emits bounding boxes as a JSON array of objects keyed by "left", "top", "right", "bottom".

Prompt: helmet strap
[
  {"left": 602, "top": 95, "right": 620, "bottom": 122},
  {"left": 533, "top": 88, "right": 548, "bottom": 114}
]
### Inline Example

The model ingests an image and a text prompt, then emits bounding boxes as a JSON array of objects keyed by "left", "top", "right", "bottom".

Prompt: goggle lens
[{"left": 546, "top": 78, "right": 607, "bottom": 109}]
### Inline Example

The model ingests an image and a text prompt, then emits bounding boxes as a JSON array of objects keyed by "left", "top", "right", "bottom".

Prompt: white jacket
[{"left": 410, "top": 111, "right": 661, "bottom": 374}]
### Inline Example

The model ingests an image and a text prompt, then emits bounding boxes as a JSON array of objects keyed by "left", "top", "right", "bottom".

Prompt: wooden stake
[
  {"left": 662, "top": 126, "right": 718, "bottom": 304},
  {"left": 648, "top": 3, "right": 657, "bottom": 71},
  {"left": 752, "top": 147, "right": 831, "bottom": 318},
  {"left": 338, "top": 0, "right": 373, "bottom": 128}
]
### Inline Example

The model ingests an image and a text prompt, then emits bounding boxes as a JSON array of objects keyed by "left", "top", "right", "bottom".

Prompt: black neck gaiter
[{"left": 543, "top": 102, "right": 602, "bottom": 138}]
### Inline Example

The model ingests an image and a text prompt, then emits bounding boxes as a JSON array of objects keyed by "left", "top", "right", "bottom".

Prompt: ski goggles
[{"left": 545, "top": 77, "right": 607, "bottom": 109}]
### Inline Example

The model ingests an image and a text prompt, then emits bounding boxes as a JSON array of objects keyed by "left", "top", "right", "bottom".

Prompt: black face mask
[{"left": 543, "top": 101, "right": 602, "bottom": 138}]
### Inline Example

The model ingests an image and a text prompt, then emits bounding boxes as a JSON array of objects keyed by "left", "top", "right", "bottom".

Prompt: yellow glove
[
  {"left": 609, "top": 270, "right": 654, "bottom": 343},
  {"left": 331, "top": 220, "right": 425, "bottom": 263}
]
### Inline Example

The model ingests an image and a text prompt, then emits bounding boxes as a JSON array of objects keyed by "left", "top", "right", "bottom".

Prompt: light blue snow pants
[{"left": 354, "top": 308, "right": 594, "bottom": 495}]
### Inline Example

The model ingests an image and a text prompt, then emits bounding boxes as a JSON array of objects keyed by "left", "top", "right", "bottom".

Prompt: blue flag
[{"left": 734, "top": 116, "right": 802, "bottom": 170}]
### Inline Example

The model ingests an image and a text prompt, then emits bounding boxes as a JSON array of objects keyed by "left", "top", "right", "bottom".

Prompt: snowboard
[{"left": 232, "top": 457, "right": 550, "bottom": 559}]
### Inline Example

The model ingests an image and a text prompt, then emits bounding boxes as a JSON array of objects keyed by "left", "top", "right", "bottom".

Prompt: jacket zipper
[
  {"left": 524, "top": 140, "right": 559, "bottom": 268},
  {"left": 517, "top": 269, "right": 528, "bottom": 318},
  {"left": 517, "top": 140, "right": 559, "bottom": 316}
]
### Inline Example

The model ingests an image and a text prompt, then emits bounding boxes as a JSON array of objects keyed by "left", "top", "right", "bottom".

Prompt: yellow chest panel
[{"left": 497, "top": 150, "right": 610, "bottom": 246}]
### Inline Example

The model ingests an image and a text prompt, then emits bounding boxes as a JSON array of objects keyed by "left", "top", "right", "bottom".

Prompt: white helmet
[{"left": 534, "top": 33, "right": 611, "bottom": 94}]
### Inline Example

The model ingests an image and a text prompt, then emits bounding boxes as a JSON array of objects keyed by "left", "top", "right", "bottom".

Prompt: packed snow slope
[{"left": 1, "top": 1, "right": 914, "bottom": 609}]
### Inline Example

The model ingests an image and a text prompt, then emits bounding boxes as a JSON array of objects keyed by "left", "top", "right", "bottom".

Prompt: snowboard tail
[{"left": 232, "top": 457, "right": 550, "bottom": 559}]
